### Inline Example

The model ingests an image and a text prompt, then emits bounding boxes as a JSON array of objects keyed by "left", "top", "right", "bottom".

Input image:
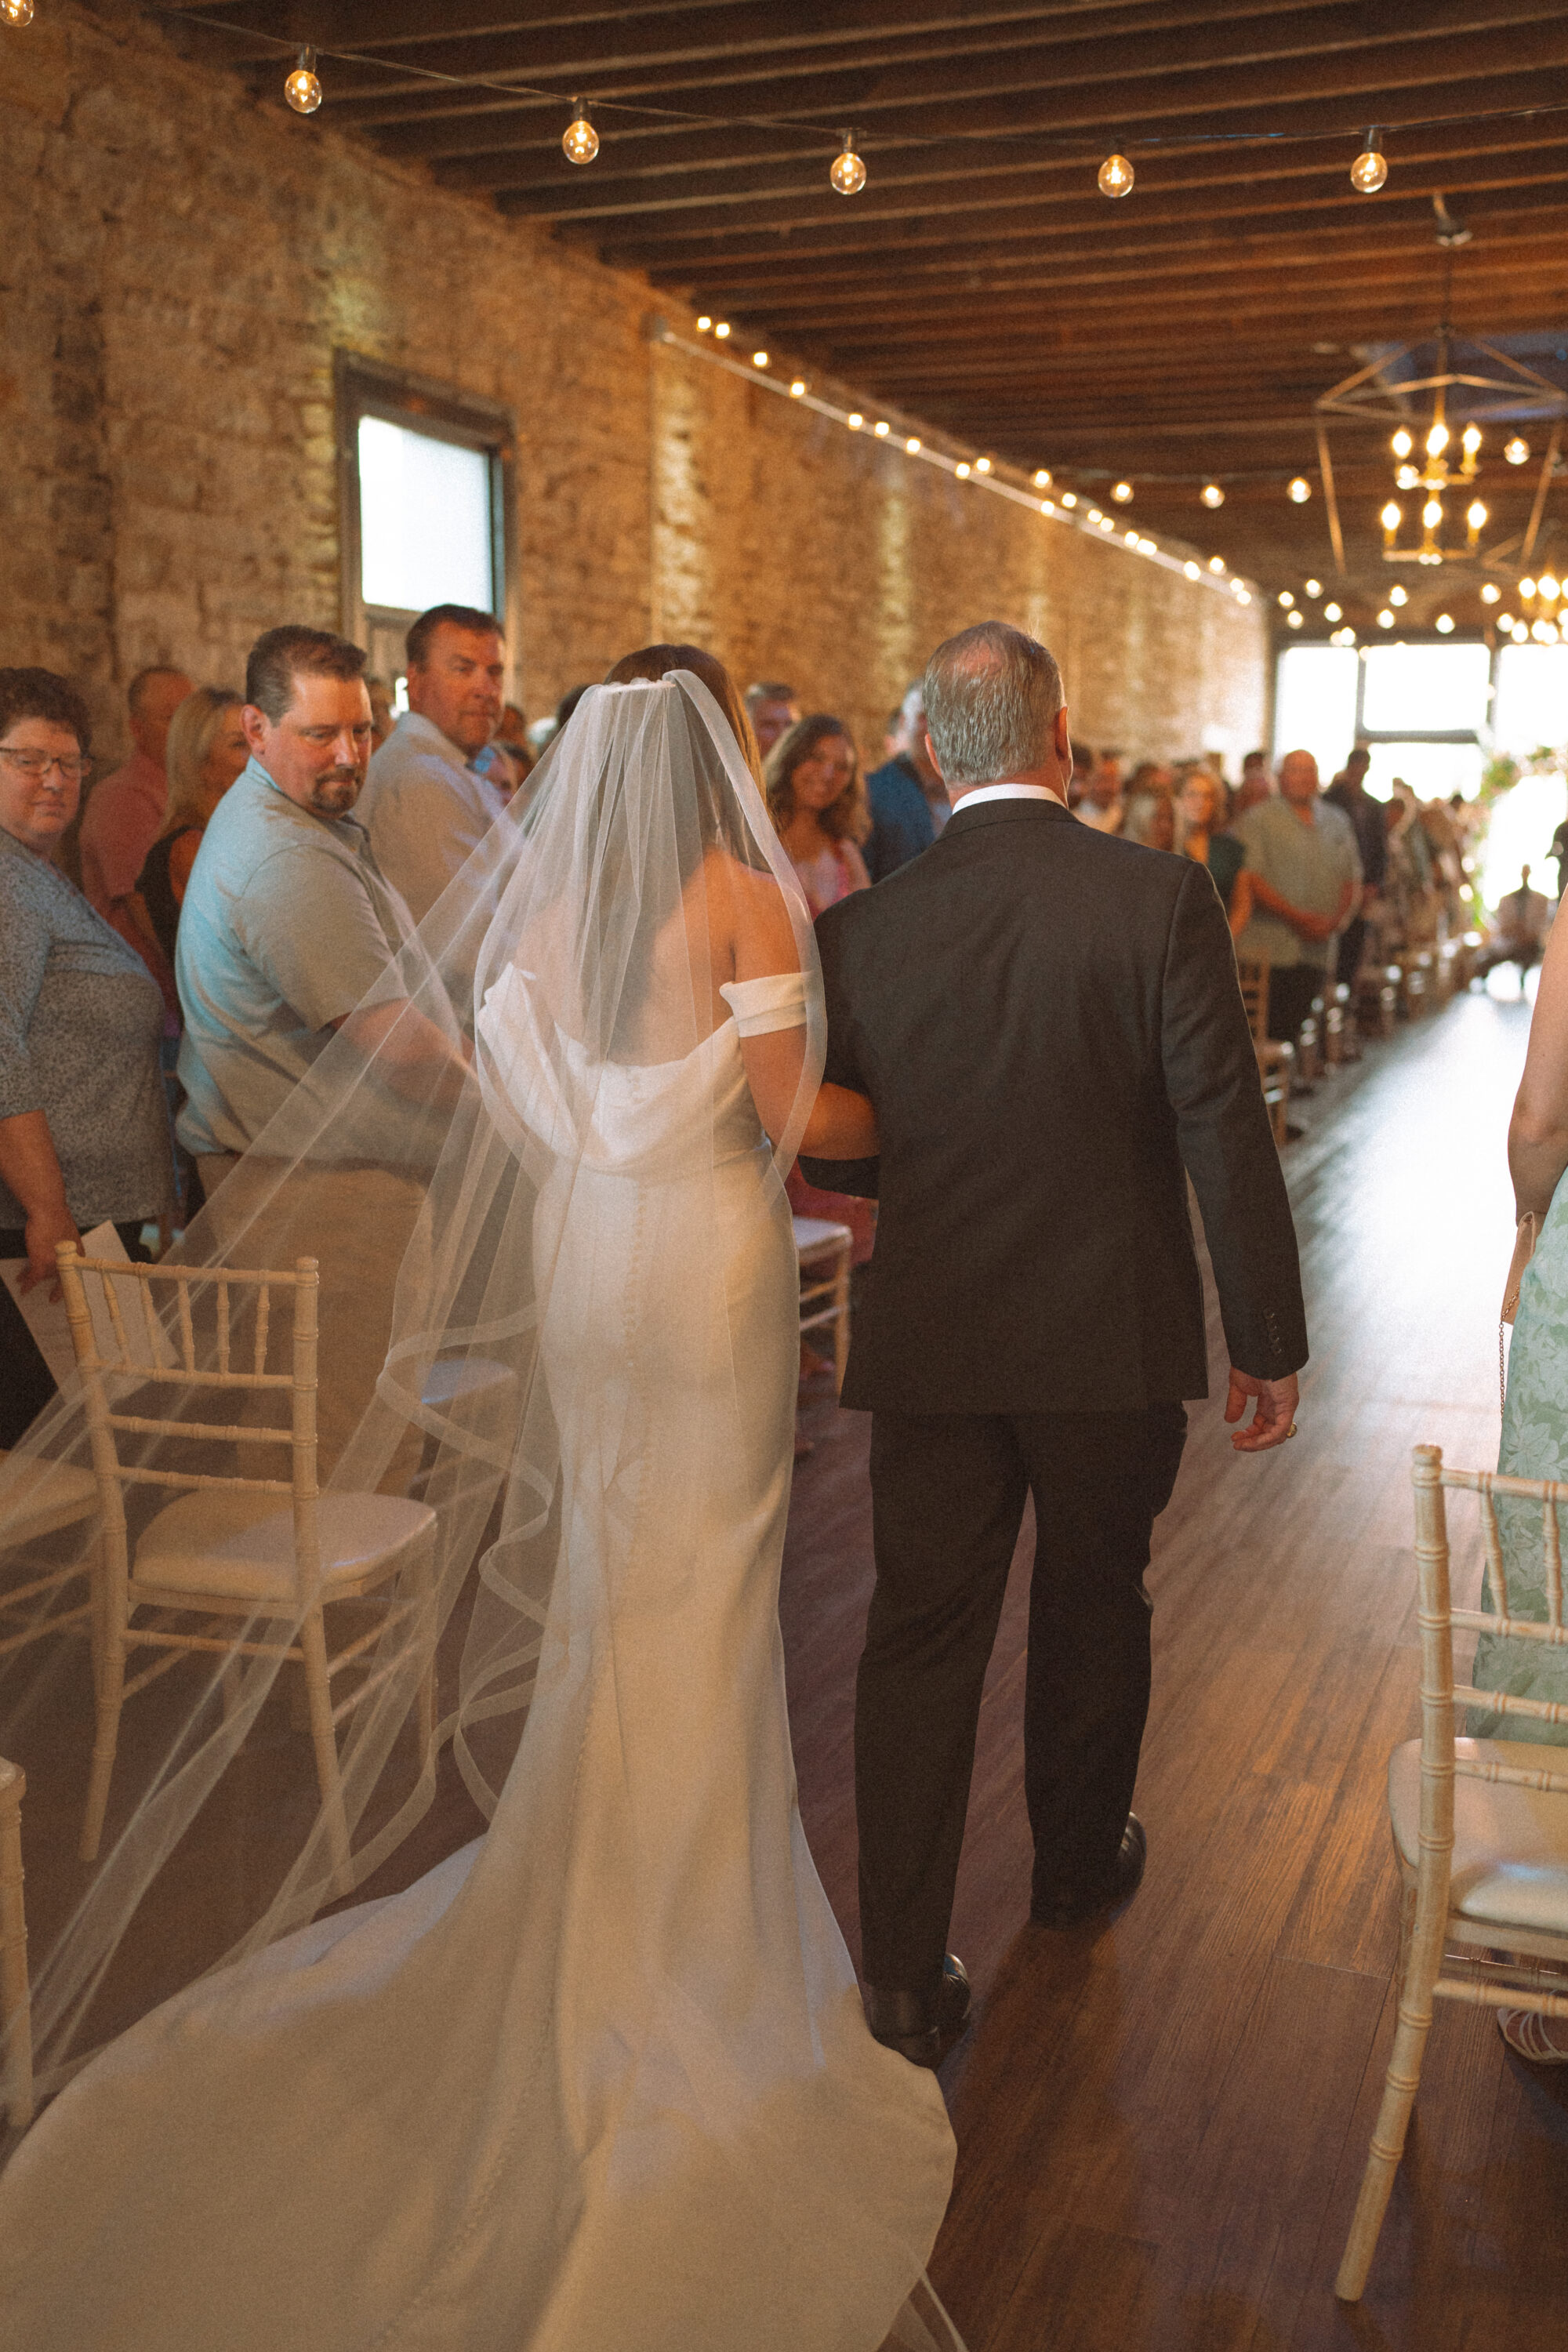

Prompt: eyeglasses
[{"left": 0, "top": 748, "right": 89, "bottom": 783}]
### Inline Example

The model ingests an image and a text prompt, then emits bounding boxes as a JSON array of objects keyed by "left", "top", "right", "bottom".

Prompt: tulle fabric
[{"left": 0, "top": 675, "right": 960, "bottom": 2348}]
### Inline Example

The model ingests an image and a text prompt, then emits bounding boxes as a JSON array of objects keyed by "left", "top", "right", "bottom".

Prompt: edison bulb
[
  {"left": 789, "top": 379, "right": 806, "bottom": 397},
  {"left": 906, "top": 437, "right": 921, "bottom": 454},
  {"left": 1521, "top": 576, "right": 1537, "bottom": 598},
  {"left": 1389, "top": 584, "right": 1407, "bottom": 606},
  {"left": 1201, "top": 482, "right": 1225, "bottom": 508},
  {"left": 1033, "top": 469, "right": 1052, "bottom": 488},
  {"left": 1435, "top": 613, "right": 1455, "bottom": 634},
  {"left": 1506, "top": 436, "right": 1530, "bottom": 465},
  {"left": 713, "top": 321, "right": 730, "bottom": 339},
  {"left": 830, "top": 133, "right": 866, "bottom": 195},
  {"left": 1461, "top": 424, "right": 1482, "bottom": 455},
  {"left": 1287, "top": 476, "right": 1311, "bottom": 503},
  {"left": 1377, "top": 610, "right": 1395, "bottom": 629},
  {"left": 1480, "top": 582, "right": 1501, "bottom": 603},
  {"left": 1208, "top": 555, "right": 1226, "bottom": 573},
  {"left": 956, "top": 462, "right": 970, "bottom": 479},
  {"left": 1287, "top": 609, "right": 1304, "bottom": 629},
  {"left": 1422, "top": 498, "right": 1443, "bottom": 528},
  {"left": 1350, "top": 140, "right": 1388, "bottom": 193},
  {"left": 1425, "top": 421, "right": 1449, "bottom": 458},
  {"left": 1305, "top": 578, "right": 1323, "bottom": 597},
  {"left": 562, "top": 107, "right": 599, "bottom": 165},
  {"left": 1112, "top": 481, "right": 1133, "bottom": 503},
  {"left": 285, "top": 49, "right": 322, "bottom": 114},
  {"left": 1278, "top": 591, "right": 1295, "bottom": 608},
  {"left": 873, "top": 419, "right": 889, "bottom": 437},
  {"left": 1324, "top": 602, "right": 1342, "bottom": 622},
  {"left": 1, "top": 0, "right": 36, "bottom": 24},
  {"left": 1391, "top": 429, "right": 1414, "bottom": 459},
  {"left": 1466, "top": 499, "right": 1487, "bottom": 531},
  {"left": 1098, "top": 153, "right": 1134, "bottom": 199},
  {"left": 1542, "top": 573, "right": 1562, "bottom": 601},
  {"left": 1184, "top": 561, "right": 1200, "bottom": 580},
  {"left": 974, "top": 456, "right": 992, "bottom": 474}
]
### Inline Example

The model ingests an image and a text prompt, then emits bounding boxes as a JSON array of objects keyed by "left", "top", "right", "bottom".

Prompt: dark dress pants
[
  {"left": 1265, "top": 963, "right": 1323, "bottom": 1047},
  {"left": 856, "top": 1403, "right": 1187, "bottom": 1991}
]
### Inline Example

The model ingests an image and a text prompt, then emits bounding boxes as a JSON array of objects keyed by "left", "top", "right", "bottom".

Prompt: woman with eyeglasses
[{"left": 0, "top": 669, "right": 174, "bottom": 1445}]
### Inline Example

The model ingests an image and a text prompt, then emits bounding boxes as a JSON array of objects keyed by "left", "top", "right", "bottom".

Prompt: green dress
[{"left": 1471, "top": 1168, "right": 1568, "bottom": 1743}]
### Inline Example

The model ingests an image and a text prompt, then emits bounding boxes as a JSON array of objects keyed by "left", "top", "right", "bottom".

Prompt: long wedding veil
[{"left": 0, "top": 671, "right": 825, "bottom": 2092}]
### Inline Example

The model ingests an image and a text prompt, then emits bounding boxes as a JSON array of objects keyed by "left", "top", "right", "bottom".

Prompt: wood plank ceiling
[{"left": 167, "top": 2, "right": 1568, "bottom": 637}]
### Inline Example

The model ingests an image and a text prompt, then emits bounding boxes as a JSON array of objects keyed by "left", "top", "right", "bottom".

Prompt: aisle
[{"left": 782, "top": 985, "right": 1568, "bottom": 2352}]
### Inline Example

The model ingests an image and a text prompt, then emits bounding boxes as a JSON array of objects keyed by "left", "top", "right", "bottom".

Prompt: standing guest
[
  {"left": 474, "top": 702, "right": 535, "bottom": 805},
  {"left": 1178, "top": 768, "right": 1252, "bottom": 935},
  {"left": 1235, "top": 749, "right": 1362, "bottom": 1043},
  {"left": 175, "top": 626, "right": 470, "bottom": 1477},
  {"left": 1474, "top": 864, "right": 1551, "bottom": 989},
  {"left": 1120, "top": 786, "right": 1175, "bottom": 851},
  {"left": 744, "top": 681, "right": 801, "bottom": 762},
  {"left": 78, "top": 665, "right": 193, "bottom": 986},
  {"left": 863, "top": 684, "right": 942, "bottom": 881},
  {"left": 1236, "top": 750, "right": 1273, "bottom": 816},
  {"left": 365, "top": 676, "right": 397, "bottom": 752},
  {"left": 138, "top": 687, "right": 249, "bottom": 966},
  {"left": 799, "top": 621, "right": 1305, "bottom": 2065},
  {"left": 1323, "top": 742, "right": 1388, "bottom": 985},
  {"left": 0, "top": 669, "right": 172, "bottom": 1445},
  {"left": 358, "top": 604, "right": 508, "bottom": 927},
  {"left": 1075, "top": 752, "right": 1124, "bottom": 833},
  {"left": 765, "top": 716, "right": 873, "bottom": 914}
]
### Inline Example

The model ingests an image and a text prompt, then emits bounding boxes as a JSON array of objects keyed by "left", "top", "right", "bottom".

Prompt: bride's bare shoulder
[{"left": 695, "top": 847, "right": 800, "bottom": 973}]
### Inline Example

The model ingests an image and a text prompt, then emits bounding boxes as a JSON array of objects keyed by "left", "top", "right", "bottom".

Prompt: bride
[{"left": 0, "top": 655, "right": 959, "bottom": 2347}]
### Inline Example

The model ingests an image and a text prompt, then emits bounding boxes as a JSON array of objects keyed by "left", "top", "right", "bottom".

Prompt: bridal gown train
[{"left": 0, "top": 966, "right": 958, "bottom": 2350}]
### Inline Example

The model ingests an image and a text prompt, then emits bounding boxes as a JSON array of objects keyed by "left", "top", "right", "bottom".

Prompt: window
[
  {"left": 1275, "top": 635, "right": 1492, "bottom": 800},
  {"left": 1272, "top": 645, "right": 1358, "bottom": 779},
  {"left": 1494, "top": 644, "right": 1568, "bottom": 757},
  {"left": 336, "top": 356, "right": 514, "bottom": 691},
  {"left": 1360, "top": 642, "right": 1490, "bottom": 736}
]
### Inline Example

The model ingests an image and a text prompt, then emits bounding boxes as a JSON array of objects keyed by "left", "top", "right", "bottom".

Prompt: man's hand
[
  {"left": 21, "top": 1201, "right": 82, "bottom": 1301},
  {"left": 1225, "top": 1369, "right": 1299, "bottom": 1453}
]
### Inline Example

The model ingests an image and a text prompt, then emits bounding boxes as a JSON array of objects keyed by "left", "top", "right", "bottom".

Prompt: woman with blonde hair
[
  {"left": 138, "top": 684, "right": 248, "bottom": 963},
  {"left": 764, "top": 714, "right": 871, "bottom": 916}
]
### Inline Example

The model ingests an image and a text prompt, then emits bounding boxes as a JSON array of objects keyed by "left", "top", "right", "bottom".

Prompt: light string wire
[
  {"left": 132, "top": 5, "right": 1568, "bottom": 165},
  {"left": 650, "top": 321, "right": 1257, "bottom": 608}
]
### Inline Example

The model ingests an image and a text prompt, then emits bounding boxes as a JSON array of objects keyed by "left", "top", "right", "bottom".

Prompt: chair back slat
[
  {"left": 1479, "top": 1482, "right": 1508, "bottom": 1617},
  {"left": 290, "top": 1264, "right": 321, "bottom": 1595},
  {"left": 1546, "top": 1493, "right": 1563, "bottom": 1630},
  {"left": 100, "top": 1270, "right": 131, "bottom": 1365},
  {"left": 176, "top": 1281, "right": 196, "bottom": 1374},
  {"left": 216, "top": 1280, "right": 230, "bottom": 1377},
  {"left": 253, "top": 1283, "right": 270, "bottom": 1380}
]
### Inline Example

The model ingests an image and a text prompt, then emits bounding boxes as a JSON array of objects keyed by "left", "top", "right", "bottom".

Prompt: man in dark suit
[{"left": 800, "top": 621, "right": 1306, "bottom": 2067}]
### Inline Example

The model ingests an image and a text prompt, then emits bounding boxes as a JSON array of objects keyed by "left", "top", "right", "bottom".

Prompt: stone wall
[{"left": 0, "top": 1, "right": 1267, "bottom": 769}]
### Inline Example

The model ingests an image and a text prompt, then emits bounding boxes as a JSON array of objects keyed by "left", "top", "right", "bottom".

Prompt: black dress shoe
[
  {"left": 1031, "top": 1815, "right": 1147, "bottom": 1930},
  {"left": 862, "top": 1954, "right": 971, "bottom": 2068}
]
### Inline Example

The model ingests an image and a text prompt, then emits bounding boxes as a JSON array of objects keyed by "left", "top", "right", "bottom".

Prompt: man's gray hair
[{"left": 922, "top": 622, "right": 1064, "bottom": 789}]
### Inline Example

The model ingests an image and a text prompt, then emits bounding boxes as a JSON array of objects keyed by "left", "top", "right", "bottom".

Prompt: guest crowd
[{"left": 0, "top": 606, "right": 1504, "bottom": 1447}]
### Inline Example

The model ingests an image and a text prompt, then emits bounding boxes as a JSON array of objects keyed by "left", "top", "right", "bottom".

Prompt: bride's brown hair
[{"left": 604, "top": 643, "right": 763, "bottom": 783}]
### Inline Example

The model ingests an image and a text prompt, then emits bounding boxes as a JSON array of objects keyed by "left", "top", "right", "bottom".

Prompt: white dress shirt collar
[{"left": 949, "top": 782, "right": 1065, "bottom": 815}]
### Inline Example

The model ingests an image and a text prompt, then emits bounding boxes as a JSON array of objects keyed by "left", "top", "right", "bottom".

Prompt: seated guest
[
  {"left": 1178, "top": 768, "right": 1252, "bottom": 936},
  {"left": 744, "top": 681, "right": 801, "bottom": 763},
  {"left": 78, "top": 664, "right": 193, "bottom": 1001},
  {"left": 1234, "top": 748, "right": 1362, "bottom": 1043},
  {"left": 1474, "top": 864, "right": 1551, "bottom": 989},
  {"left": 0, "top": 669, "right": 173, "bottom": 1445},
  {"left": 765, "top": 716, "right": 872, "bottom": 914},
  {"left": 863, "top": 684, "right": 942, "bottom": 880},
  {"left": 176, "top": 626, "right": 470, "bottom": 1477},
  {"left": 138, "top": 686, "right": 249, "bottom": 965},
  {"left": 358, "top": 604, "right": 508, "bottom": 927},
  {"left": 1076, "top": 751, "right": 1123, "bottom": 833},
  {"left": 1120, "top": 787, "right": 1175, "bottom": 851}
]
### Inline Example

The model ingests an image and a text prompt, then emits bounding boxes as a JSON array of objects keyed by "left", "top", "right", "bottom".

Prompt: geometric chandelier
[{"left": 1312, "top": 330, "right": 1567, "bottom": 580}]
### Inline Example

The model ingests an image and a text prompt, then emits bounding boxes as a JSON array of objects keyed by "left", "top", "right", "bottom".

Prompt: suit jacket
[
  {"left": 800, "top": 796, "right": 1308, "bottom": 1414},
  {"left": 863, "top": 756, "right": 938, "bottom": 884}
]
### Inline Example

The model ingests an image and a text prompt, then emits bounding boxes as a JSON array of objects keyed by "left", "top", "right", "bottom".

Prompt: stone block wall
[{"left": 0, "top": 1, "right": 1266, "bottom": 770}]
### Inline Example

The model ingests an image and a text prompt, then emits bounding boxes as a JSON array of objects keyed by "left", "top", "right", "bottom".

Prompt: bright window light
[
  {"left": 1272, "top": 644, "right": 1358, "bottom": 775},
  {"left": 358, "top": 416, "right": 494, "bottom": 614},
  {"left": 1359, "top": 641, "right": 1490, "bottom": 735},
  {"left": 1494, "top": 643, "right": 1568, "bottom": 756}
]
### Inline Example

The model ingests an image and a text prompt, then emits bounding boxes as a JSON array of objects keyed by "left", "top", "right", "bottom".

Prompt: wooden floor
[
  {"left": 784, "top": 978, "right": 1568, "bottom": 2350},
  {"left": 10, "top": 981, "right": 1568, "bottom": 2344}
]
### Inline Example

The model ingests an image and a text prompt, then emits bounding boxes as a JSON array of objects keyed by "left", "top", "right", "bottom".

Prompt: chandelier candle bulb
[
  {"left": 285, "top": 47, "right": 322, "bottom": 114},
  {"left": 1422, "top": 498, "right": 1443, "bottom": 528},
  {"left": 1506, "top": 437, "right": 1530, "bottom": 465},
  {"left": 1392, "top": 429, "right": 1414, "bottom": 459},
  {"left": 830, "top": 131, "right": 867, "bottom": 196},
  {"left": 1520, "top": 576, "right": 1537, "bottom": 598},
  {"left": 1381, "top": 501, "right": 1402, "bottom": 539},
  {"left": 1426, "top": 422, "right": 1449, "bottom": 458},
  {"left": 1541, "top": 574, "right": 1561, "bottom": 601},
  {"left": 1462, "top": 425, "right": 1483, "bottom": 456},
  {"left": 1351, "top": 129, "right": 1388, "bottom": 192},
  {"left": 1396, "top": 465, "right": 1420, "bottom": 490},
  {"left": 562, "top": 101, "right": 599, "bottom": 164},
  {"left": 1098, "top": 153, "right": 1135, "bottom": 198}
]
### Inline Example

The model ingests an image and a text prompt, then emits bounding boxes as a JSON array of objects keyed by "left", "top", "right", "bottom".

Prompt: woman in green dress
[
  {"left": 1473, "top": 900, "right": 1568, "bottom": 2058},
  {"left": 1177, "top": 769, "right": 1251, "bottom": 935}
]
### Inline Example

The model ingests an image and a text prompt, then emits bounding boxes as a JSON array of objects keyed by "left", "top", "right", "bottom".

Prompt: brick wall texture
[{"left": 1, "top": 2, "right": 1267, "bottom": 772}]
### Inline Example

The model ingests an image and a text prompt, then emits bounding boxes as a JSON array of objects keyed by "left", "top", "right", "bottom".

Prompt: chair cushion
[
  {"left": 0, "top": 1451, "right": 100, "bottom": 1547},
  {"left": 135, "top": 1488, "right": 434, "bottom": 1604},
  {"left": 1390, "top": 1736, "right": 1568, "bottom": 1938},
  {"left": 793, "top": 1217, "right": 851, "bottom": 1256}
]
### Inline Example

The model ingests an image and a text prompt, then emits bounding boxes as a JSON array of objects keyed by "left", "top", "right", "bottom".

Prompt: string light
[
  {"left": 1, "top": 0, "right": 35, "bottom": 24},
  {"left": 955, "top": 462, "right": 970, "bottom": 478},
  {"left": 1287, "top": 609, "right": 1304, "bottom": 629},
  {"left": 752, "top": 350, "right": 768, "bottom": 368},
  {"left": 873, "top": 419, "right": 890, "bottom": 437},
  {"left": 974, "top": 457, "right": 992, "bottom": 474},
  {"left": 1377, "top": 609, "right": 1395, "bottom": 628},
  {"left": 285, "top": 46, "right": 322, "bottom": 114},
  {"left": 1208, "top": 556, "right": 1226, "bottom": 573},
  {"left": 562, "top": 100, "right": 599, "bottom": 164},
  {"left": 1324, "top": 601, "right": 1343, "bottom": 620},
  {"left": 1287, "top": 477, "right": 1312, "bottom": 503},
  {"left": 1480, "top": 582, "right": 1501, "bottom": 603},
  {"left": 1330, "top": 626, "right": 1356, "bottom": 644},
  {"left": 1098, "top": 152, "right": 1135, "bottom": 198},
  {"left": 789, "top": 379, "right": 807, "bottom": 397},
  {"left": 829, "top": 130, "right": 867, "bottom": 196},
  {"left": 1305, "top": 579, "right": 1323, "bottom": 597},
  {"left": 1033, "top": 469, "right": 1052, "bottom": 488},
  {"left": 1184, "top": 561, "right": 1201, "bottom": 579},
  {"left": 695, "top": 316, "right": 712, "bottom": 332},
  {"left": 1041, "top": 499, "right": 1054, "bottom": 514},
  {"left": 1350, "top": 129, "right": 1388, "bottom": 192},
  {"left": 1112, "top": 481, "right": 1134, "bottom": 503},
  {"left": 1278, "top": 591, "right": 1295, "bottom": 608},
  {"left": 1059, "top": 491, "right": 1077, "bottom": 507},
  {"left": 906, "top": 436, "right": 921, "bottom": 453},
  {"left": 1200, "top": 483, "right": 1225, "bottom": 508},
  {"left": 1436, "top": 612, "right": 1455, "bottom": 633},
  {"left": 1388, "top": 584, "right": 1408, "bottom": 605},
  {"left": 713, "top": 321, "right": 730, "bottom": 339},
  {"left": 1505, "top": 437, "right": 1530, "bottom": 465}
]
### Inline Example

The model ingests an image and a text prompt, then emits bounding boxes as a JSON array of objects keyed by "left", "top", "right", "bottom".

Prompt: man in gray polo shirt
[
  {"left": 176, "top": 625, "right": 469, "bottom": 1479},
  {"left": 357, "top": 602, "right": 508, "bottom": 926},
  {"left": 1234, "top": 747, "right": 1363, "bottom": 1043}
]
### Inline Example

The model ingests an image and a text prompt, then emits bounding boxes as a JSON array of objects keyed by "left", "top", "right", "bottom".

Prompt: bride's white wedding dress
[{"left": 0, "top": 951, "right": 958, "bottom": 2347}]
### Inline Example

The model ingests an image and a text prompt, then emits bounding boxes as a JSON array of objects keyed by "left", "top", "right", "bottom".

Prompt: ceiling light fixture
[{"left": 830, "top": 129, "right": 867, "bottom": 195}]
